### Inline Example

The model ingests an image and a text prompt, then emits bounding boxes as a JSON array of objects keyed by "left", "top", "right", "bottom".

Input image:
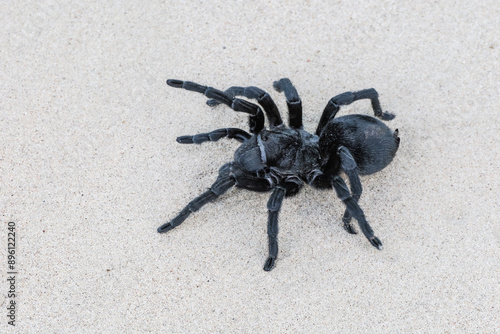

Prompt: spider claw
[
  {"left": 206, "top": 99, "right": 220, "bottom": 107},
  {"left": 166, "top": 79, "right": 184, "bottom": 88},
  {"left": 263, "top": 257, "right": 276, "bottom": 271},
  {"left": 379, "top": 111, "right": 395, "bottom": 120},
  {"left": 369, "top": 236, "right": 383, "bottom": 250},
  {"left": 272, "top": 80, "right": 284, "bottom": 92},
  {"left": 343, "top": 221, "right": 358, "bottom": 234},
  {"left": 157, "top": 222, "right": 175, "bottom": 233}
]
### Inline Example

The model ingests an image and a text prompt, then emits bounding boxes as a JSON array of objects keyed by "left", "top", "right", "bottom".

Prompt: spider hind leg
[
  {"left": 331, "top": 176, "right": 382, "bottom": 250},
  {"left": 316, "top": 88, "right": 395, "bottom": 135},
  {"left": 338, "top": 146, "right": 362, "bottom": 234}
]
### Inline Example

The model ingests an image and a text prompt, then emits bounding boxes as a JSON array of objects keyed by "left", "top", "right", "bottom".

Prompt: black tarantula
[{"left": 158, "top": 78, "right": 400, "bottom": 271}]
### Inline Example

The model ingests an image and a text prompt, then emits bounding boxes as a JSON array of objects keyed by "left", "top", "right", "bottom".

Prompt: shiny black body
[{"left": 158, "top": 78, "right": 400, "bottom": 271}]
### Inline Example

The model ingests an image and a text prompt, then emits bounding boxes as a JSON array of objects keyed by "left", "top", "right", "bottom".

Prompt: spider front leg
[
  {"left": 331, "top": 176, "right": 382, "bottom": 250},
  {"left": 167, "top": 79, "right": 265, "bottom": 134},
  {"left": 273, "top": 78, "right": 303, "bottom": 129},
  {"left": 206, "top": 86, "right": 283, "bottom": 128},
  {"left": 176, "top": 128, "right": 251, "bottom": 144},
  {"left": 157, "top": 163, "right": 235, "bottom": 233}
]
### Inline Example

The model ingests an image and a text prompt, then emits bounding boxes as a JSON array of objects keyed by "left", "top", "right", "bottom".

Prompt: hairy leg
[
  {"left": 273, "top": 78, "right": 303, "bottom": 129},
  {"left": 207, "top": 86, "right": 283, "bottom": 128},
  {"left": 337, "top": 146, "right": 362, "bottom": 234},
  {"left": 316, "top": 88, "right": 395, "bottom": 135},
  {"left": 157, "top": 163, "right": 235, "bottom": 233},
  {"left": 331, "top": 176, "right": 382, "bottom": 249},
  {"left": 176, "top": 128, "right": 251, "bottom": 144},
  {"left": 167, "top": 79, "right": 265, "bottom": 133},
  {"left": 263, "top": 185, "right": 286, "bottom": 271}
]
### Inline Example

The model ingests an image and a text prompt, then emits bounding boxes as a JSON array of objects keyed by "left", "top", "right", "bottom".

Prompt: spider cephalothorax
[
  {"left": 159, "top": 78, "right": 400, "bottom": 271},
  {"left": 234, "top": 127, "right": 322, "bottom": 188}
]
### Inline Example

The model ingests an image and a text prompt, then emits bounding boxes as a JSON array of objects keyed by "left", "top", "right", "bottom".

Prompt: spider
[{"left": 158, "top": 78, "right": 400, "bottom": 271}]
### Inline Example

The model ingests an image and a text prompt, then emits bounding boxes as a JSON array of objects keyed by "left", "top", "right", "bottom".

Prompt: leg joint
[{"left": 267, "top": 187, "right": 286, "bottom": 211}]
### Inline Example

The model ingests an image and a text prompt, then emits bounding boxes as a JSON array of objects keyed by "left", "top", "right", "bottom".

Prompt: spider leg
[
  {"left": 206, "top": 86, "right": 283, "bottom": 128},
  {"left": 263, "top": 185, "right": 286, "bottom": 271},
  {"left": 177, "top": 128, "right": 251, "bottom": 144},
  {"left": 167, "top": 79, "right": 265, "bottom": 133},
  {"left": 331, "top": 176, "right": 382, "bottom": 250},
  {"left": 316, "top": 88, "right": 395, "bottom": 135},
  {"left": 273, "top": 78, "right": 303, "bottom": 129},
  {"left": 157, "top": 163, "right": 235, "bottom": 233},
  {"left": 337, "top": 146, "right": 362, "bottom": 234}
]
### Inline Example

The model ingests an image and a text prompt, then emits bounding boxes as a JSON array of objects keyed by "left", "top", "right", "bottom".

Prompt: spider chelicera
[{"left": 158, "top": 78, "right": 400, "bottom": 271}]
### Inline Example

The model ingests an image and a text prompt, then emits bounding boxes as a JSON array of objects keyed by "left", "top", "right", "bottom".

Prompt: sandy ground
[{"left": 1, "top": 1, "right": 499, "bottom": 333}]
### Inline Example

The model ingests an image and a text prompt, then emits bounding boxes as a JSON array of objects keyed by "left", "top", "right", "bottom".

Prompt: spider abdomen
[{"left": 319, "top": 114, "right": 399, "bottom": 175}]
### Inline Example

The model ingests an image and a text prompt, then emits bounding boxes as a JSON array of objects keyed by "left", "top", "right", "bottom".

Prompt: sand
[{"left": 1, "top": 1, "right": 499, "bottom": 333}]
